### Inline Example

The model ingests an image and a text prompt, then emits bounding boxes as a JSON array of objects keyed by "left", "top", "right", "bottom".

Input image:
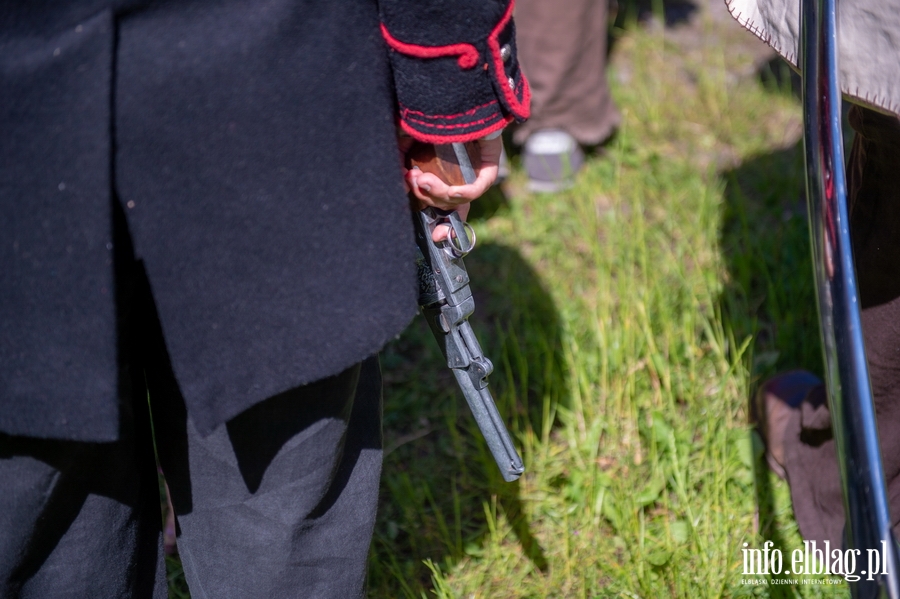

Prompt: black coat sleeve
[{"left": 378, "top": 0, "right": 530, "bottom": 143}]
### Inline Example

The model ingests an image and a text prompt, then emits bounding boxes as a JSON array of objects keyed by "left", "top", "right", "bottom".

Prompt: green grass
[{"left": 164, "top": 11, "right": 851, "bottom": 599}]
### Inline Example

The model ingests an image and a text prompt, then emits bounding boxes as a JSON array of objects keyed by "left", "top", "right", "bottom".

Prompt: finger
[
  {"left": 406, "top": 169, "right": 434, "bottom": 206},
  {"left": 444, "top": 161, "right": 498, "bottom": 201},
  {"left": 442, "top": 137, "right": 502, "bottom": 200},
  {"left": 411, "top": 171, "right": 452, "bottom": 199},
  {"left": 407, "top": 170, "right": 469, "bottom": 210},
  {"left": 430, "top": 203, "right": 471, "bottom": 242}
]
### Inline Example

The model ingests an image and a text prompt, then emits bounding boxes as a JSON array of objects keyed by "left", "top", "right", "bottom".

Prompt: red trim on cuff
[
  {"left": 487, "top": 0, "right": 531, "bottom": 119},
  {"left": 400, "top": 99, "right": 499, "bottom": 120},
  {"left": 399, "top": 114, "right": 513, "bottom": 145},
  {"left": 380, "top": 23, "right": 480, "bottom": 70}
]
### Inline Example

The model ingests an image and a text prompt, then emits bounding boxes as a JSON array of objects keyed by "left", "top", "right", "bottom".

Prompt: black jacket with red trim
[
  {"left": 0, "top": 0, "right": 529, "bottom": 441},
  {"left": 380, "top": 0, "right": 530, "bottom": 143}
]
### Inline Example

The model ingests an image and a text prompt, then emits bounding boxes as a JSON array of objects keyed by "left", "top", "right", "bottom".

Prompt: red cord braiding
[{"left": 380, "top": 23, "right": 480, "bottom": 70}]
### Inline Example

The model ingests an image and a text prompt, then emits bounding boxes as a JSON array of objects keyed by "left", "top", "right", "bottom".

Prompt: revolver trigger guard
[{"left": 444, "top": 219, "right": 476, "bottom": 257}]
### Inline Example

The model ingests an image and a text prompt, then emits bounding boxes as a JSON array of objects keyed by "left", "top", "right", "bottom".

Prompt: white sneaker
[{"left": 523, "top": 129, "right": 584, "bottom": 193}]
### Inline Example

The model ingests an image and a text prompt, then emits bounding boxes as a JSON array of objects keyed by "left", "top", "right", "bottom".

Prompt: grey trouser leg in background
[{"left": 513, "top": 0, "right": 621, "bottom": 146}]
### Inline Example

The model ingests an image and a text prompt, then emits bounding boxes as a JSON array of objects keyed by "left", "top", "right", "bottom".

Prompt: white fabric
[{"left": 725, "top": 0, "right": 900, "bottom": 117}]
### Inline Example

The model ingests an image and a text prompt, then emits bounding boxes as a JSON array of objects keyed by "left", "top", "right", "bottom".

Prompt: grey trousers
[
  {"left": 0, "top": 204, "right": 383, "bottom": 599},
  {"left": 513, "top": 0, "right": 621, "bottom": 146}
]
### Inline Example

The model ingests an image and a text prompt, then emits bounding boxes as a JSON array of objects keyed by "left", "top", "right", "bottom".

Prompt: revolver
[{"left": 409, "top": 142, "right": 525, "bottom": 483}]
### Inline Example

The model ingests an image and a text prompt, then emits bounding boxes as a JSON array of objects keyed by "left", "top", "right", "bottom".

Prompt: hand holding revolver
[
  {"left": 401, "top": 136, "right": 525, "bottom": 483},
  {"left": 400, "top": 135, "right": 503, "bottom": 240}
]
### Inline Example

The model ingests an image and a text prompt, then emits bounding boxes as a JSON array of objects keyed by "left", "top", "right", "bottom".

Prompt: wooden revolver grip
[{"left": 405, "top": 142, "right": 481, "bottom": 186}]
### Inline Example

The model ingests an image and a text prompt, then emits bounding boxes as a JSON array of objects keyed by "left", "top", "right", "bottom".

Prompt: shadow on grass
[
  {"left": 757, "top": 55, "right": 802, "bottom": 102},
  {"left": 371, "top": 185, "right": 564, "bottom": 596},
  {"left": 718, "top": 139, "right": 823, "bottom": 595},
  {"left": 718, "top": 141, "right": 821, "bottom": 378}
]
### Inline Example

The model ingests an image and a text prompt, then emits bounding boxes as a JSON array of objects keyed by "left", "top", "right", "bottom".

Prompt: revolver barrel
[{"left": 414, "top": 204, "right": 524, "bottom": 482}]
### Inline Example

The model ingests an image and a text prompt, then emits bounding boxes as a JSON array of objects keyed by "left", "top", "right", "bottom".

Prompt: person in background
[
  {"left": 513, "top": 0, "right": 621, "bottom": 192},
  {"left": 0, "top": 1, "right": 528, "bottom": 597}
]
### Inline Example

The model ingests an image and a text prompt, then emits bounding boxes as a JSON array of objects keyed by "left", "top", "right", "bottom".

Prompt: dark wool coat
[{"left": 0, "top": 0, "right": 529, "bottom": 441}]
